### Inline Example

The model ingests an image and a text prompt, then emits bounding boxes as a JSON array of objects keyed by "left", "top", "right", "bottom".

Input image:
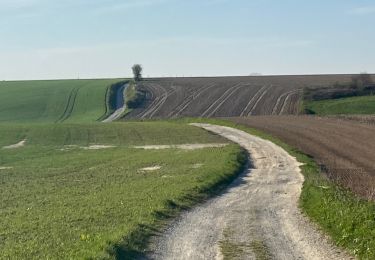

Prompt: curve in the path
[
  {"left": 102, "top": 84, "right": 128, "bottom": 123},
  {"left": 149, "top": 124, "right": 349, "bottom": 260}
]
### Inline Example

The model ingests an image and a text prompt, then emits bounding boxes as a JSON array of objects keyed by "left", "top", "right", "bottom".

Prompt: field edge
[
  {"left": 98, "top": 80, "right": 129, "bottom": 122},
  {"left": 104, "top": 144, "right": 248, "bottom": 259},
  {"left": 304, "top": 95, "right": 375, "bottom": 115},
  {"left": 173, "top": 118, "right": 375, "bottom": 259}
]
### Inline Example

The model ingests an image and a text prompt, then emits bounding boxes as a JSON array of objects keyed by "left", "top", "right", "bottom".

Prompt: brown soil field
[
  {"left": 228, "top": 116, "right": 375, "bottom": 200},
  {"left": 328, "top": 115, "right": 375, "bottom": 125},
  {"left": 125, "top": 75, "right": 357, "bottom": 119}
]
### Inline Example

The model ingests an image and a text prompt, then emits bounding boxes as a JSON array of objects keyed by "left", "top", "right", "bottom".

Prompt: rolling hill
[
  {"left": 0, "top": 79, "right": 122, "bottom": 123},
  {"left": 125, "top": 75, "right": 361, "bottom": 119}
]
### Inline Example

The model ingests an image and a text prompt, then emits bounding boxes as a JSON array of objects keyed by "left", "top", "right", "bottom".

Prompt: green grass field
[
  {"left": 0, "top": 79, "right": 122, "bottom": 123},
  {"left": 305, "top": 95, "right": 375, "bottom": 115},
  {"left": 0, "top": 122, "right": 245, "bottom": 259}
]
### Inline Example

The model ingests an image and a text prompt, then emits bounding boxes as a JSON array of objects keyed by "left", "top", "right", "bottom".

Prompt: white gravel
[
  {"left": 0, "top": 167, "right": 13, "bottom": 170},
  {"left": 133, "top": 143, "right": 228, "bottom": 150},
  {"left": 148, "top": 124, "right": 351, "bottom": 260},
  {"left": 2, "top": 139, "right": 26, "bottom": 149},
  {"left": 140, "top": 166, "right": 162, "bottom": 171}
]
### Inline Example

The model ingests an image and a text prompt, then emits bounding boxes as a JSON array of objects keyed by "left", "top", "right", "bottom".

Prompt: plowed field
[
  {"left": 228, "top": 116, "right": 375, "bottom": 200},
  {"left": 125, "top": 75, "right": 356, "bottom": 119}
]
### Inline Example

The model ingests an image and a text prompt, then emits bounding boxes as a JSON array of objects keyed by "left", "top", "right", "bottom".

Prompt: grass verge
[
  {"left": 304, "top": 95, "right": 375, "bottom": 115},
  {"left": 0, "top": 122, "right": 246, "bottom": 259},
  {"left": 176, "top": 118, "right": 374, "bottom": 259}
]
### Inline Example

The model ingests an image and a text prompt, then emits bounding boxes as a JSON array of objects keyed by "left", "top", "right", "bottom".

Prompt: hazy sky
[{"left": 0, "top": 0, "right": 374, "bottom": 80}]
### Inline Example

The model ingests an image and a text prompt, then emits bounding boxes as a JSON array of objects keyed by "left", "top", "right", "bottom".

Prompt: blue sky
[{"left": 0, "top": 0, "right": 374, "bottom": 80}]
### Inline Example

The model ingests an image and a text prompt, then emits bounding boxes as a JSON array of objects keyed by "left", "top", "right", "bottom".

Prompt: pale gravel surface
[
  {"left": 102, "top": 83, "right": 128, "bottom": 123},
  {"left": 59, "top": 145, "right": 116, "bottom": 151},
  {"left": 140, "top": 166, "right": 162, "bottom": 171},
  {"left": 82, "top": 145, "right": 116, "bottom": 150},
  {"left": 0, "top": 167, "right": 13, "bottom": 170},
  {"left": 133, "top": 143, "right": 228, "bottom": 150},
  {"left": 2, "top": 139, "right": 26, "bottom": 149},
  {"left": 148, "top": 124, "right": 351, "bottom": 260}
]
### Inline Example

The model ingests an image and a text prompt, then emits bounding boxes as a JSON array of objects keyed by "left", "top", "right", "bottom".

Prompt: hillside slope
[
  {"left": 305, "top": 95, "right": 375, "bottom": 115},
  {"left": 229, "top": 116, "right": 375, "bottom": 199},
  {"left": 125, "top": 75, "right": 361, "bottom": 119},
  {"left": 0, "top": 79, "right": 121, "bottom": 123}
]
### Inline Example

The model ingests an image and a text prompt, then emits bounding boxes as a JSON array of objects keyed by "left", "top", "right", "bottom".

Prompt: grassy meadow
[
  {"left": 0, "top": 79, "right": 122, "bottom": 123},
  {"left": 0, "top": 122, "right": 245, "bottom": 259},
  {"left": 305, "top": 95, "right": 375, "bottom": 115}
]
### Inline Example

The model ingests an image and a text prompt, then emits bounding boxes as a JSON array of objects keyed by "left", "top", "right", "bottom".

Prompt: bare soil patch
[
  {"left": 133, "top": 143, "right": 227, "bottom": 150},
  {"left": 0, "top": 167, "right": 13, "bottom": 170},
  {"left": 82, "top": 145, "right": 116, "bottom": 150},
  {"left": 140, "top": 166, "right": 162, "bottom": 172},
  {"left": 2, "top": 140, "right": 26, "bottom": 149}
]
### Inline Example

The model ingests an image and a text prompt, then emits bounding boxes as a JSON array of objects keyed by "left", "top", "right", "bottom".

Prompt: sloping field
[
  {"left": 0, "top": 79, "right": 121, "bottom": 123},
  {"left": 228, "top": 116, "right": 375, "bottom": 199},
  {"left": 0, "top": 122, "right": 244, "bottom": 259},
  {"left": 305, "top": 95, "right": 375, "bottom": 115},
  {"left": 125, "top": 74, "right": 357, "bottom": 119}
]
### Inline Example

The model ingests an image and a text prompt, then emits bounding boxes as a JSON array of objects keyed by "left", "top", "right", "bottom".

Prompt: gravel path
[
  {"left": 148, "top": 124, "right": 350, "bottom": 260},
  {"left": 102, "top": 83, "right": 128, "bottom": 123}
]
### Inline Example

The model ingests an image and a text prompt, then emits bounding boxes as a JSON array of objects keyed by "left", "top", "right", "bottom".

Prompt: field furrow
[{"left": 124, "top": 75, "right": 358, "bottom": 119}]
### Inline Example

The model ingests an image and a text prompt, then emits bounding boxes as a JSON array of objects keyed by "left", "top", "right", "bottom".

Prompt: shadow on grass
[{"left": 105, "top": 150, "right": 250, "bottom": 260}]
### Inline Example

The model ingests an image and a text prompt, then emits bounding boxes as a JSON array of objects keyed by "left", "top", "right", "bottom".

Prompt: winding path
[
  {"left": 102, "top": 83, "right": 128, "bottom": 123},
  {"left": 148, "top": 124, "right": 350, "bottom": 260}
]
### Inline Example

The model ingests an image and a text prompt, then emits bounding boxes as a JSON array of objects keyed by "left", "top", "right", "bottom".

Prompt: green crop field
[
  {"left": 0, "top": 79, "right": 122, "bottom": 123},
  {"left": 305, "top": 95, "right": 375, "bottom": 115},
  {"left": 0, "top": 122, "right": 244, "bottom": 259}
]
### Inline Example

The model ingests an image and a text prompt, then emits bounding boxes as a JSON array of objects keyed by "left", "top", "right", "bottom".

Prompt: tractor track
[
  {"left": 279, "top": 91, "right": 298, "bottom": 115},
  {"left": 206, "top": 84, "right": 246, "bottom": 117},
  {"left": 201, "top": 83, "right": 243, "bottom": 118},
  {"left": 272, "top": 90, "right": 299, "bottom": 115},
  {"left": 168, "top": 83, "right": 217, "bottom": 118},
  {"left": 240, "top": 85, "right": 267, "bottom": 117},
  {"left": 247, "top": 85, "right": 271, "bottom": 116},
  {"left": 56, "top": 86, "right": 81, "bottom": 123}
]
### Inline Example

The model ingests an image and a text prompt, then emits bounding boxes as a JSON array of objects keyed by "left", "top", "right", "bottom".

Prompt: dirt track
[
  {"left": 102, "top": 84, "right": 128, "bottom": 123},
  {"left": 229, "top": 116, "right": 375, "bottom": 200},
  {"left": 125, "top": 75, "right": 356, "bottom": 119},
  {"left": 148, "top": 124, "right": 349, "bottom": 260}
]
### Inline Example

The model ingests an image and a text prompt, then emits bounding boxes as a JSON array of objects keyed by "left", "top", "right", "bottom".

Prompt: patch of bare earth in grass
[
  {"left": 133, "top": 143, "right": 227, "bottom": 150},
  {"left": 139, "top": 166, "right": 162, "bottom": 172},
  {"left": 0, "top": 167, "right": 13, "bottom": 170},
  {"left": 2, "top": 139, "right": 26, "bottom": 149}
]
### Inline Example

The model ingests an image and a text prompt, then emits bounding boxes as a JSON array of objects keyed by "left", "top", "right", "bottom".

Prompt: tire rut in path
[{"left": 148, "top": 124, "right": 350, "bottom": 260}]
